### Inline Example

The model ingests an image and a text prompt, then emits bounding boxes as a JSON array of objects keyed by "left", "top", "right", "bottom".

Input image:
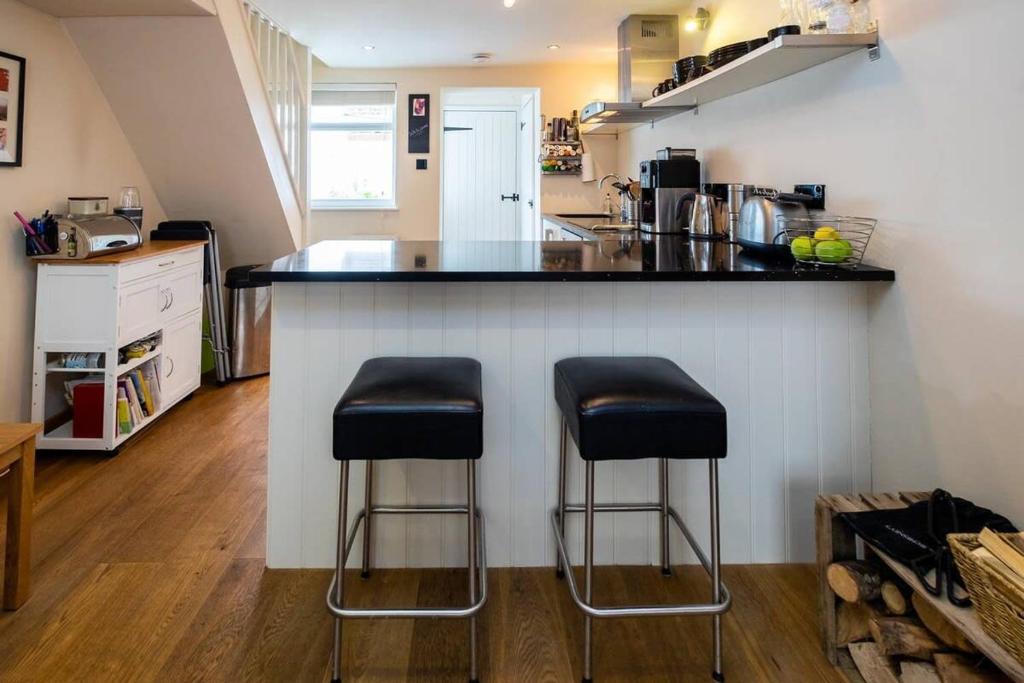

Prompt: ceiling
[
  {"left": 19, "top": 0, "right": 214, "bottom": 16},
  {"left": 253, "top": 0, "right": 689, "bottom": 68}
]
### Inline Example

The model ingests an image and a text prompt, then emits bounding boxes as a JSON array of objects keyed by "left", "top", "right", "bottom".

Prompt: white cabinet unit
[{"left": 31, "top": 242, "right": 206, "bottom": 452}]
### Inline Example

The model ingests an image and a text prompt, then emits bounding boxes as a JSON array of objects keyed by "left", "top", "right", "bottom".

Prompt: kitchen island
[{"left": 253, "top": 238, "right": 893, "bottom": 569}]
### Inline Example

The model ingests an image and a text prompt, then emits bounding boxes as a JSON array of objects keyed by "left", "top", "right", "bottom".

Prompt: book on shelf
[
  {"left": 128, "top": 371, "right": 149, "bottom": 416},
  {"left": 138, "top": 365, "right": 160, "bottom": 414},
  {"left": 116, "top": 388, "right": 132, "bottom": 435},
  {"left": 115, "top": 359, "right": 163, "bottom": 435},
  {"left": 121, "top": 378, "right": 143, "bottom": 424}
]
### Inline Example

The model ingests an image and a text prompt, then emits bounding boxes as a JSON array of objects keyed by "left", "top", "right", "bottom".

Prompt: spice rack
[{"left": 540, "top": 140, "right": 583, "bottom": 175}]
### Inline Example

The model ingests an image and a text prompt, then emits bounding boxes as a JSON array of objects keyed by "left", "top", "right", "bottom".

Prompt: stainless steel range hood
[{"left": 580, "top": 15, "right": 691, "bottom": 130}]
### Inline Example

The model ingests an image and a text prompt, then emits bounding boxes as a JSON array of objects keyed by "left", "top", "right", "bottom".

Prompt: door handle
[{"left": 501, "top": 194, "right": 520, "bottom": 202}]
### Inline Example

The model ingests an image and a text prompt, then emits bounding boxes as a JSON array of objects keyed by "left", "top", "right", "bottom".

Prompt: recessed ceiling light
[
  {"left": 548, "top": 44, "right": 560, "bottom": 50},
  {"left": 472, "top": 53, "right": 493, "bottom": 64},
  {"left": 363, "top": 45, "right": 376, "bottom": 51},
  {"left": 503, "top": 0, "right": 516, "bottom": 7}
]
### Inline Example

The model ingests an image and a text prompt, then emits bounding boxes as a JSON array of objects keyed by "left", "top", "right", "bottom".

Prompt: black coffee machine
[{"left": 639, "top": 158, "right": 701, "bottom": 234}]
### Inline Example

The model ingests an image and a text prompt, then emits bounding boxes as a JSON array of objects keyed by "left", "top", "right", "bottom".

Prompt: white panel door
[
  {"left": 442, "top": 110, "right": 518, "bottom": 241},
  {"left": 518, "top": 96, "right": 539, "bottom": 241}
]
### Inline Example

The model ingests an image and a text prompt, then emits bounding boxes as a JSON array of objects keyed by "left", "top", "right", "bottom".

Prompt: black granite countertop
[{"left": 251, "top": 237, "right": 895, "bottom": 283}]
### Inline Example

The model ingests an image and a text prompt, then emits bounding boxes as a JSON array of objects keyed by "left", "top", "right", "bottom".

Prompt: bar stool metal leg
[
  {"left": 361, "top": 461, "right": 374, "bottom": 579},
  {"left": 660, "top": 458, "right": 671, "bottom": 576},
  {"left": 332, "top": 461, "right": 350, "bottom": 683},
  {"left": 468, "top": 459, "right": 479, "bottom": 683},
  {"left": 583, "top": 460, "right": 595, "bottom": 683},
  {"left": 710, "top": 458, "right": 724, "bottom": 682},
  {"left": 556, "top": 419, "right": 568, "bottom": 579}
]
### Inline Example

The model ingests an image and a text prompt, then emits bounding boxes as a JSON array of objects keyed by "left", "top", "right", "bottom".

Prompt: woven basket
[{"left": 949, "top": 533, "right": 1024, "bottom": 664}]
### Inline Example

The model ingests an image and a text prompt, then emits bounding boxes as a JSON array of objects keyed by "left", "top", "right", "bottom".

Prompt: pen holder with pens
[{"left": 17, "top": 211, "right": 59, "bottom": 256}]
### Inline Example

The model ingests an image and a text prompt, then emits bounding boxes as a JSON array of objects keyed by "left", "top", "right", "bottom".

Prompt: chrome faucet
[{"left": 598, "top": 174, "right": 635, "bottom": 224}]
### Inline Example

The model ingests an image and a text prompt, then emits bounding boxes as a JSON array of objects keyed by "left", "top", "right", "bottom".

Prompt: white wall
[
  {"left": 310, "top": 62, "right": 619, "bottom": 242},
  {"left": 619, "top": 1, "right": 1024, "bottom": 523},
  {"left": 0, "top": 0, "right": 167, "bottom": 423}
]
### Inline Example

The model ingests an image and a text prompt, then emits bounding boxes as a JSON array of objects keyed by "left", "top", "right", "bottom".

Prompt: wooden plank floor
[{"left": 0, "top": 377, "right": 845, "bottom": 682}]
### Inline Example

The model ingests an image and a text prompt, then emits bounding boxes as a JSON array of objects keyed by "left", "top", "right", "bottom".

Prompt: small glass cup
[{"left": 119, "top": 186, "right": 141, "bottom": 209}]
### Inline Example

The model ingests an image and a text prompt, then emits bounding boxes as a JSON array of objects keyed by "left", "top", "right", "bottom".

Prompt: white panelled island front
[{"left": 254, "top": 238, "right": 894, "bottom": 569}]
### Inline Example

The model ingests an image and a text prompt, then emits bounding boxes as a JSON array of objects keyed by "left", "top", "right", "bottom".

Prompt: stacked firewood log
[{"left": 826, "top": 560, "right": 1011, "bottom": 682}]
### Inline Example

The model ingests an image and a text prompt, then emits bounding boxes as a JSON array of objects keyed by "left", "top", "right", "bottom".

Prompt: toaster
[{"left": 45, "top": 214, "right": 142, "bottom": 260}]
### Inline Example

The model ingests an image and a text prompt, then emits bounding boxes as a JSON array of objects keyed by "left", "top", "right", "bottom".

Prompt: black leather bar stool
[
  {"left": 550, "top": 357, "right": 733, "bottom": 682},
  {"left": 327, "top": 357, "right": 487, "bottom": 683}
]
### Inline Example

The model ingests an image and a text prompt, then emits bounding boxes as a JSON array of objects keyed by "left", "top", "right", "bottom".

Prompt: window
[{"left": 311, "top": 84, "right": 397, "bottom": 210}]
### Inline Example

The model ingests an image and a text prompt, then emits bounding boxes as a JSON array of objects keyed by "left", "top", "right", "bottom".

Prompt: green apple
[
  {"left": 815, "top": 239, "right": 853, "bottom": 263},
  {"left": 791, "top": 236, "right": 817, "bottom": 261}
]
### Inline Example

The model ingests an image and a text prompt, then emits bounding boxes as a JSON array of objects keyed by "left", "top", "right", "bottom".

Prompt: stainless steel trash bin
[{"left": 226, "top": 265, "right": 271, "bottom": 379}]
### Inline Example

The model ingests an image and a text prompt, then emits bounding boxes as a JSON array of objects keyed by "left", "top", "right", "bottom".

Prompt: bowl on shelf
[
  {"left": 673, "top": 55, "right": 708, "bottom": 86},
  {"left": 778, "top": 216, "right": 877, "bottom": 268}
]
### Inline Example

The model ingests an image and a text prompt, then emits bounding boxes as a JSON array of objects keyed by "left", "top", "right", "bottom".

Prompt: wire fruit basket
[{"left": 778, "top": 216, "right": 877, "bottom": 269}]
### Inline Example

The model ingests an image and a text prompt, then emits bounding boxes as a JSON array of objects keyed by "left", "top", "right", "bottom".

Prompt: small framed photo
[
  {"left": 0, "top": 50, "right": 26, "bottom": 167},
  {"left": 412, "top": 97, "right": 427, "bottom": 117}
]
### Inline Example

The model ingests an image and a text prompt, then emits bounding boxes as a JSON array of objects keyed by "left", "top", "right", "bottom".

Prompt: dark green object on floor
[{"left": 201, "top": 315, "right": 216, "bottom": 375}]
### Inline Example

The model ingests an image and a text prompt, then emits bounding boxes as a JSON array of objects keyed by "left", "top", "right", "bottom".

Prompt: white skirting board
[{"left": 266, "top": 281, "right": 872, "bottom": 569}]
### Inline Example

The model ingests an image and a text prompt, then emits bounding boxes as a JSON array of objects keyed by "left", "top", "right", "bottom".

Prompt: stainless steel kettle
[
  {"left": 737, "top": 192, "right": 813, "bottom": 255},
  {"left": 679, "top": 192, "right": 728, "bottom": 240}
]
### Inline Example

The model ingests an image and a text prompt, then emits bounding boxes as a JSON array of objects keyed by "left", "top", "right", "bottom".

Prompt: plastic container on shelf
[{"left": 802, "top": 0, "right": 872, "bottom": 34}]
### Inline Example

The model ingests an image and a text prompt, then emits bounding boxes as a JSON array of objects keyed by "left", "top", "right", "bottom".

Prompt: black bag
[{"left": 840, "top": 489, "right": 1016, "bottom": 606}]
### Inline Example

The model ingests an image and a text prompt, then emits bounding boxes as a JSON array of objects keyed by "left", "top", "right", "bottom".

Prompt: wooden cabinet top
[{"left": 34, "top": 240, "right": 206, "bottom": 266}]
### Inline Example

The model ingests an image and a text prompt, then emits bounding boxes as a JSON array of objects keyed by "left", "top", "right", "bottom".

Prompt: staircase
[
  {"left": 59, "top": 0, "right": 312, "bottom": 266},
  {"left": 241, "top": 1, "right": 308, "bottom": 215}
]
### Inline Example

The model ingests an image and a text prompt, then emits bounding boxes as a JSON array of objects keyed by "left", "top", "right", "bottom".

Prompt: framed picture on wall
[{"left": 0, "top": 50, "right": 26, "bottom": 167}]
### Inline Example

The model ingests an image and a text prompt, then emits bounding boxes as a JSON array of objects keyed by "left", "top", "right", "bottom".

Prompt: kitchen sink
[
  {"left": 591, "top": 223, "right": 637, "bottom": 231},
  {"left": 554, "top": 213, "right": 614, "bottom": 219}
]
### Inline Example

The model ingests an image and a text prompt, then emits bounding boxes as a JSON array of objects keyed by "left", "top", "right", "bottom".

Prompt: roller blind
[{"left": 311, "top": 86, "right": 395, "bottom": 108}]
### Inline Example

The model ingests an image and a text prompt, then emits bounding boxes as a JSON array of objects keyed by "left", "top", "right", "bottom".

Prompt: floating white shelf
[
  {"left": 579, "top": 31, "right": 879, "bottom": 136},
  {"left": 645, "top": 31, "right": 879, "bottom": 112}
]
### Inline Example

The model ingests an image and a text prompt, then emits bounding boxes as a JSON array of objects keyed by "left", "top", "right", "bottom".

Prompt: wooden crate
[{"left": 816, "top": 492, "right": 1024, "bottom": 682}]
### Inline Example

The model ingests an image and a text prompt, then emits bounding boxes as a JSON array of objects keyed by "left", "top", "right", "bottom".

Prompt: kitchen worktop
[{"left": 252, "top": 236, "right": 895, "bottom": 283}]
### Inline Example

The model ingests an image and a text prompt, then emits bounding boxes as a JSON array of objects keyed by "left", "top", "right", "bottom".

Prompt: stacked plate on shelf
[{"left": 706, "top": 41, "right": 751, "bottom": 70}]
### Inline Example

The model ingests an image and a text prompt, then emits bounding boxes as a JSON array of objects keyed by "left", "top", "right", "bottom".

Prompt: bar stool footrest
[
  {"left": 327, "top": 508, "right": 488, "bottom": 620},
  {"left": 549, "top": 504, "right": 732, "bottom": 619}
]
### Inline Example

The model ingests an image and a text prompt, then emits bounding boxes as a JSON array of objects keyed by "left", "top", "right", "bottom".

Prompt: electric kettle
[{"left": 678, "top": 193, "right": 728, "bottom": 240}]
